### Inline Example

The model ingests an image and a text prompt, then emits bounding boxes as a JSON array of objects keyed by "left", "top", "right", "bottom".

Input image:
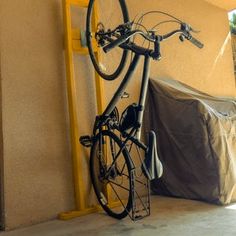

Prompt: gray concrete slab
[{"left": 1, "top": 196, "right": 236, "bottom": 236}]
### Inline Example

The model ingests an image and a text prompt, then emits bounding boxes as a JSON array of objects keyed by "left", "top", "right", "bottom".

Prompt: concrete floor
[{"left": 1, "top": 196, "right": 236, "bottom": 236}]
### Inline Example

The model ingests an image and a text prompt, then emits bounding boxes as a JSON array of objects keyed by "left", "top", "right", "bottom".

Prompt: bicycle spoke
[
  {"left": 108, "top": 179, "right": 130, "bottom": 192},
  {"left": 108, "top": 181, "right": 129, "bottom": 210},
  {"left": 90, "top": 130, "right": 132, "bottom": 219},
  {"left": 86, "top": 0, "right": 129, "bottom": 80}
]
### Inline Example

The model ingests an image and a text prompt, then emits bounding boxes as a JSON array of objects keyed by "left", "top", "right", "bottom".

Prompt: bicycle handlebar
[
  {"left": 103, "top": 23, "right": 204, "bottom": 54},
  {"left": 188, "top": 36, "right": 204, "bottom": 49}
]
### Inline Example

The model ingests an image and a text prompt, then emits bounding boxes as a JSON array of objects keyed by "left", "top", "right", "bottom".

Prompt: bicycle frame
[
  {"left": 85, "top": 33, "right": 161, "bottom": 221},
  {"left": 84, "top": 30, "right": 166, "bottom": 222},
  {"left": 98, "top": 53, "right": 150, "bottom": 142}
]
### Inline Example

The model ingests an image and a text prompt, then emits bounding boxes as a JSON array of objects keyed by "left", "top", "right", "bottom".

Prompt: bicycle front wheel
[
  {"left": 86, "top": 0, "right": 129, "bottom": 80},
  {"left": 90, "top": 130, "right": 133, "bottom": 219}
]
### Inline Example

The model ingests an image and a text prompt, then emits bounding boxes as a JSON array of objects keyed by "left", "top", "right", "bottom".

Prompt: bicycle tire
[
  {"left": 86, "top": 0, "right": 129, "bottom": 81},
  {"left": 90, "top": 130, "right": 133, "bottom": 219}
]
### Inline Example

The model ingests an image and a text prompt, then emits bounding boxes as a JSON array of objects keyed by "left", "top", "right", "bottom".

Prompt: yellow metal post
[
  {"left": 59, "top": 0, "right": 106, "bottom": 220},
  {"left": 62, "top": 0, "right": 86, "bottom": 211}
]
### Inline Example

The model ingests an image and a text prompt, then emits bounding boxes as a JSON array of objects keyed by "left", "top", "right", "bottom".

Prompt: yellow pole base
[{"left": 59, "top": 206, "right": 101, "bottom": 220}]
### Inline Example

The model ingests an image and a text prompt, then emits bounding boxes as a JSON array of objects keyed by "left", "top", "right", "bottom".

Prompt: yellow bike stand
[{"left": 59, "top": 0, "right": 105, "bottom": 220}]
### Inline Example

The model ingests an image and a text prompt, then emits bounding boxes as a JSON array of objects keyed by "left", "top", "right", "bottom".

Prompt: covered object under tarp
[{"left": 144, "top": 78, "right": 236, "bottom": 205}]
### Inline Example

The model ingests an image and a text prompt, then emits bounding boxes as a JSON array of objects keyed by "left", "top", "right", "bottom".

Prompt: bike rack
[
  {"left": 126, "top": 141, "right": 151, "bottom": 221},
  {"left": 59, "top": 0, "right": 105, "bottom": 220}
]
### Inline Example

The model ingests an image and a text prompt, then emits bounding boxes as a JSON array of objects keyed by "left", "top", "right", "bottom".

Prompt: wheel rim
[
  {"left": 91, "top": 131, "right": 132, "bottom": 218},
  {"left": 86, "top": 0, "right": 129, "bottom": 80}
]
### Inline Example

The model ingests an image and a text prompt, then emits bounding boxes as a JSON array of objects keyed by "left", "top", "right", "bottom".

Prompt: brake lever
[
  {"left": 179, "top": 24, "right": 204, "bottom": 49},
  {"left": 181, "top": 23, "right": 200, "bottom": 33},
  {"left": 190, "top": 28, "right": 201, "bottom": 33}
]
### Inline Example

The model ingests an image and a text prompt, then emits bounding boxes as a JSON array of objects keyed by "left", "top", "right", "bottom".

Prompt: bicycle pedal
[{"left": 80, "top": 135, "right": 92, "bottom": 147}]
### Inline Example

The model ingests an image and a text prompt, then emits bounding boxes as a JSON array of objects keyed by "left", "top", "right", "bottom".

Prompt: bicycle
[{"left": 80, "top": 0, "right": 204, "bottom": 221}]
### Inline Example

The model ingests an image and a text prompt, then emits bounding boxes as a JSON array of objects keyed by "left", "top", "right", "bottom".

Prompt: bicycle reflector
[{"left": 120, "top": 103, "right": 139, "bottom": 132}]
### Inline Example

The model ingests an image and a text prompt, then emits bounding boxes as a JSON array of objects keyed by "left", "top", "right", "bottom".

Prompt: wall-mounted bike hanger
[{"left": 59, "top": 0, "right": 105, "bottom": 220}]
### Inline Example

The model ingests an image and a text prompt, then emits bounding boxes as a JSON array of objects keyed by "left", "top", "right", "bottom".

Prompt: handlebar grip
[
  {"left": 189, "top": 36, "right": 204, "bottom": 49},
  {"left": 103, "top": 32, "right": 133, "bottom": 53}
]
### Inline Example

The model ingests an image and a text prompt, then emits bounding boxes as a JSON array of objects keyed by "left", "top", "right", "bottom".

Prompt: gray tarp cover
[{"left": 144, "top": 78, "right": 236, "bottom": 205}]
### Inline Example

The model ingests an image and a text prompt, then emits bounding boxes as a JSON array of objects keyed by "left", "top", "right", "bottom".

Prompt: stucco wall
[
  {"left": 123, "top": 0, "right": 236, "bottom": 97},
  {"left": 0, "top": 0, "right": 235, "bottom": 230},
  {"left": 0, "top": 0, "right": 74, "bottom": 230},
  {"left": 205, "top": 0, "right": 236, "bottom": 11}
]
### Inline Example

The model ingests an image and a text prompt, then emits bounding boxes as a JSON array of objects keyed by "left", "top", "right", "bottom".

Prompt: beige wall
[
  {"left": 205, "top": 0, "right": 236, "bottom": 11},
  {"left": 0, "top": 0, "right": 235, "bottom": 231},
  {"left": 0, "top": 49, "right": 4, "bottom": 229},
  {"left": 0, "top": 0, "right": 74, "bottom": 230},
  {"left": 123, "top": 0, "right": 236, "bottom": 97}
]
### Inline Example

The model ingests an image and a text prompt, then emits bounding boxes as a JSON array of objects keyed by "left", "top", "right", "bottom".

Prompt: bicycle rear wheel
[
  {"left": 86, "top": 0, "right": 129, "bottom": 80},
  {"left": 90, "top": 130, "right": 133, "bottom": 219}
]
